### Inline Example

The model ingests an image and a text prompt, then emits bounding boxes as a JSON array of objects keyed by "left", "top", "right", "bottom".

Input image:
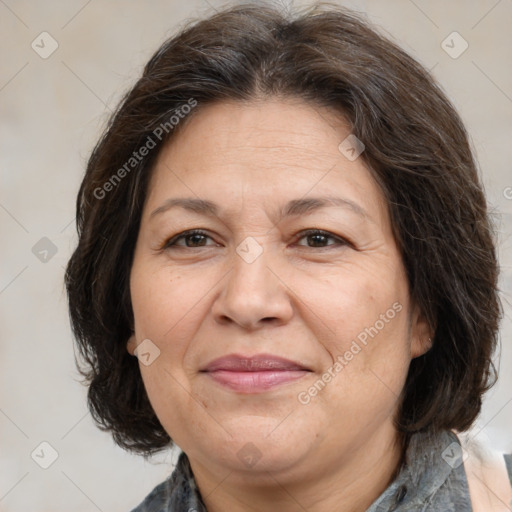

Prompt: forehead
[
  {"left": 144, "top": 98, "right": 390, "bottom": 229},
  {"left": 159, "top": 98, "right": 350, "bottom": 168}
]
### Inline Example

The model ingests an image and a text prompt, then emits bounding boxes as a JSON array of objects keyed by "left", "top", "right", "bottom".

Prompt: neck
[{"left": 189, "top": 425, "right": 404, "bottom": 512}]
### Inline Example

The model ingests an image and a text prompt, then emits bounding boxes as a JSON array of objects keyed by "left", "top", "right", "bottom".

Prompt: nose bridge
[
  {"left": 232, "top": 236, "right": 272, "bottom": 293},
  {"left": 212, "top": 236, "right": 293, "bottom": 328}
]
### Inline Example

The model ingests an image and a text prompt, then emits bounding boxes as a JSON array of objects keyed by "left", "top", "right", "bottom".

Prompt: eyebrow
[{"left": 149, "top": 195, "right": 369, "bottom": 221}]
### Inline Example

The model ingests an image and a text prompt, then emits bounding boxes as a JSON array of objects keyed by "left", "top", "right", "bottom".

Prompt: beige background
[{"left": 1, "top": 0, "right": 511, "bottom": 510}]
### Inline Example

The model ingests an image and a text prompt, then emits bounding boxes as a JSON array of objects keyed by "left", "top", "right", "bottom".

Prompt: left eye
[{"left": 295, "top": 229, "right": 347, "bottom": 248}]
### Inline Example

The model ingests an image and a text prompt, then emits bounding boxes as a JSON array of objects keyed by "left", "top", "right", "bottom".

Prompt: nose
[{"left": 211, "top": 245, "right": 294, "bottom": 331}]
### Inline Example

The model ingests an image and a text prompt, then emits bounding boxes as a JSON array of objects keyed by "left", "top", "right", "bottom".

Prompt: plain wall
[{"left": 1, "top": 0, "right": 511, "bottom": 510}]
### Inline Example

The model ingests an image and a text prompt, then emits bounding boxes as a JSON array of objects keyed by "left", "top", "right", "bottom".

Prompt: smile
[{"left": 201, "top": 353, "right": 312, "bottom": 393}]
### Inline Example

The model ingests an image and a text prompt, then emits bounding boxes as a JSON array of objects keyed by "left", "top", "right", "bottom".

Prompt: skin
[{"left": 128, "top": 97, "right": 431, "bottom": 512}]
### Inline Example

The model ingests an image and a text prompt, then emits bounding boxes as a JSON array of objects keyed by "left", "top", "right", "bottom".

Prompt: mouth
[{"left": 200, "top": 353, "right": 312, "bottom": 393}]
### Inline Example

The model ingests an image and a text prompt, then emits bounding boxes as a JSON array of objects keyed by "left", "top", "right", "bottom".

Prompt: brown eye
[
  {"left": 164, "top": 230, "right": 215, "bottom": 248},
  {"left": 296, "top": 229, "right": 348, "bottom": 248}
]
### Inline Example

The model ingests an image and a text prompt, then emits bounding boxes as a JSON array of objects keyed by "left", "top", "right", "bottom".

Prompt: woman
[{"left": 65, "top": 2, "right": 512, "bottom": 511}]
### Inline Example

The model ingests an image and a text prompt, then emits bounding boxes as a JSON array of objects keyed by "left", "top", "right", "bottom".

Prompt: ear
[
  {"left": 127, "top": 333, "right": 137, "bottom": 356},
  {"left": 409, "top": 303, "right": 433, "bottom": 359}
]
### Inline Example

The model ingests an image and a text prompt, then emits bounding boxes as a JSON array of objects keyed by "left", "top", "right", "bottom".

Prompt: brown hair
[{"left": 65, "top": 1, "right": 501, "bottom": 455}]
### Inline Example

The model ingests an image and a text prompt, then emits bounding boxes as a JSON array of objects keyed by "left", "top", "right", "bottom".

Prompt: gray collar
[
  {"left": 367, "top": 429, "right": 471, "bottom": 511},
  {"left": 132, "top": 430, "right": 472, "bottom": 512}
]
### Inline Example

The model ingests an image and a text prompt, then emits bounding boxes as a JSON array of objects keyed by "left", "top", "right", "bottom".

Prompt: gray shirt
[{"left": 131, "top": 430, "right": 512, "bottom": 511}]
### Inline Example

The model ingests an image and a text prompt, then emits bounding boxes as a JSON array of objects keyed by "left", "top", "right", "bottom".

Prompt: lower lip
[{"left": 205, "top": 370, "right": 308, "bottom": 393}]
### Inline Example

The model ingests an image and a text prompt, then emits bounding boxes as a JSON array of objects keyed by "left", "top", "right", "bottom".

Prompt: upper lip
[{"left": 201, "top": 353, "right": 311, "bottom": 372}]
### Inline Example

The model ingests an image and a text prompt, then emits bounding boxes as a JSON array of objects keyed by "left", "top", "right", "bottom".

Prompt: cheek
[
  {"left": 304, "top": 309, "right": 411, "bottom": 436},
  {"left": 130, "top": 263, "right": 208, "bottom": 347},
  {"left": 330, "top": 309, "right": 410, "bottom": 416},
  {"left": 130, "top": 263, "right": 207, "bottom": 437},
  {"left": 301, "top": 259, "right": 411, "bottom": 395},
  {"left": 299, "top": 260, "right": 406, "bottom": 343}
]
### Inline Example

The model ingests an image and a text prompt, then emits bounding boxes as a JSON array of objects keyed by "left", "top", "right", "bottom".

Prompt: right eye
[{"left": 163, "top": 229, "right": 217, "bottom": 249}]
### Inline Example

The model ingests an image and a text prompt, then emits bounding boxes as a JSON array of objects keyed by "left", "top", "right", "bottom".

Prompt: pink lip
[{"left": 201, "top": 354, "right": 311, "bottom": 393}]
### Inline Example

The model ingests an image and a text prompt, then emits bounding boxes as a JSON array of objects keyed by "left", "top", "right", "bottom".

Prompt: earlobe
[
  {"left": 414, "top": 336, "right": 433, "bottom": 358},
  {"left": 411, "top": 333, "right": 433, "bottom": 359},
  {"left": 410, "top": 304, "right": 434, "bottom": 359},
  {"left": 127, "top": 333, "right": 137, "bottom": 356}
]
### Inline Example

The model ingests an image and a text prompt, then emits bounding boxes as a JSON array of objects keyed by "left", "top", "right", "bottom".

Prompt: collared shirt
[{"left": 131, "top": 430, "right": 512, "bottom": 512}]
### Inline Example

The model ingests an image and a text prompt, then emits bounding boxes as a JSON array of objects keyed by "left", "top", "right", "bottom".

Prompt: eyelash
[{"left": 162, "top": 229, "right": 351, "bottom": 250}]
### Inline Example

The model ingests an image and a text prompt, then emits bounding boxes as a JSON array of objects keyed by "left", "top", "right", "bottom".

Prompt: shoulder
[
  {"left": 505, "top": 453, "right": 512, "bottom": 486},
  {"left": 456, "top": 431, "right": 512, "bottom": 511},
  {"left": 129, "top": 451, "right": 206, "bottom": 512},
  {"left": 130, "top": 477, "right": 172, "bottom": 512},
  {"left": 367, "top": 430, "right": 508, "bottom": 512}
]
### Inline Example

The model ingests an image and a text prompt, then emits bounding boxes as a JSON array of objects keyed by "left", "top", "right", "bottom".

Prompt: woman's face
[{"left": 129, "top": 98, "right": 429, "bottom": 481}]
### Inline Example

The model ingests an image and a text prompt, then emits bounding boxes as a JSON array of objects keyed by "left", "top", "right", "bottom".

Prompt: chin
[
  {"left": 220, "top": 441, "right": 307, "bottom": 476},
  {"left": 197, "top": 422, "right": 314, "bottom": 475}
]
